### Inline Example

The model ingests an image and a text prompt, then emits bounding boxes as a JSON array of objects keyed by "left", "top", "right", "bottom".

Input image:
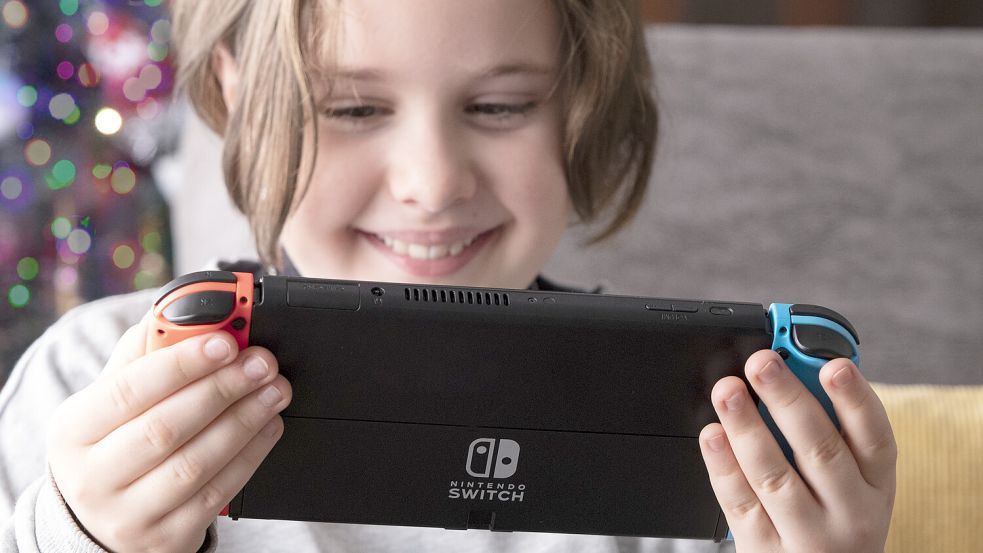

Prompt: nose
[{"left": 387, "top": 112, "right": 477, "bottom": 214}]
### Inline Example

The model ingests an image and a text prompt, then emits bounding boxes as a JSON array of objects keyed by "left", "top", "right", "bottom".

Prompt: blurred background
[{"left": 0, "top": 0, "right": 981, "bottom": 386}]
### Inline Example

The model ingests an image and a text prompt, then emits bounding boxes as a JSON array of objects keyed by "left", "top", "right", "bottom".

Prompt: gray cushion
[{"left": 546, "top": 26, "right": 983, "bottom": 385}]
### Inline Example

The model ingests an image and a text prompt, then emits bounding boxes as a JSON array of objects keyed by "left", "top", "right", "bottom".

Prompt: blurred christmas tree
[{"left": 0, "top": 0, "right": 176, "bottom": 384}]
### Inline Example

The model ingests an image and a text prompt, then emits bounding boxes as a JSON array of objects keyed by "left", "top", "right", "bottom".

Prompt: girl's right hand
[{"left": 47, "top": 312, "right": 292, "bottom": 553}]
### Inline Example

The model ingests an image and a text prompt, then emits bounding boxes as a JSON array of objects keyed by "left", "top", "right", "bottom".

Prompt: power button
[{"left": 709, "top": 306, "right": 734, "bottom": 316}]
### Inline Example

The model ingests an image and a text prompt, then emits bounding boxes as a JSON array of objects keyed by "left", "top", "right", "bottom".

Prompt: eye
[
  {"left": 466, "top": 101, "right": 538, "bottom": 119},
  {"left": 322, "top": 105, "right": 381, "bottom": 119}
]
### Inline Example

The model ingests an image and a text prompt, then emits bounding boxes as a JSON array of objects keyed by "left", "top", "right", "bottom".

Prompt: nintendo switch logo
[{"left": 466, "top": 438, "right": 520, "bottom": 479}]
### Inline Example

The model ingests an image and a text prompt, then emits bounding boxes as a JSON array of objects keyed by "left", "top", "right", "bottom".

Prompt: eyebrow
[{"left": 326, "top": 62, "right": 557, "bottom": 82}]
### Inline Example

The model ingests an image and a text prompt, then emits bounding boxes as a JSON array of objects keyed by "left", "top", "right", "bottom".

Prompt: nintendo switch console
[{"left": 148, "top": 271, "right": 860, "bottom": 541}]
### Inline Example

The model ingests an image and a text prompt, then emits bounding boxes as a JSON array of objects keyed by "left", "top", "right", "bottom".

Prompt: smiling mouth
[
  {"left": 365, "top": 227, "right": 499, "bottom": 260},
  {"left": 357, "top": 226, "right": 502, "bottom": 278}
]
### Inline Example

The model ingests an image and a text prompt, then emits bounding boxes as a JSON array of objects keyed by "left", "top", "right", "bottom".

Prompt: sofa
[{"left": 160, "top": 26, "right": 983, "bottom": 552}]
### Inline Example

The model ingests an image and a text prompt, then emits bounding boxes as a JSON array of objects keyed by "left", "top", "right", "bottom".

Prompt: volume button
[{"left": 286, "top": 280, "right": 360, "bottom": 310}]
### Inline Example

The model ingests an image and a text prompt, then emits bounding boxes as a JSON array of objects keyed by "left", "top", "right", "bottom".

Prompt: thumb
[{"left": 98, "top": 309, "right": 153, "bottom": 379}]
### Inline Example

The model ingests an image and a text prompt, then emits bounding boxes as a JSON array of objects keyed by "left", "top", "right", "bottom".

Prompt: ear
[{"left": 212, "top": 43, "right": 240, "bottom": 110}]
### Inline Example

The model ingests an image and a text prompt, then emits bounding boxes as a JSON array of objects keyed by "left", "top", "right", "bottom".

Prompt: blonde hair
[{"left": 171, "top": 0, "right": 657, "bottom": 270}]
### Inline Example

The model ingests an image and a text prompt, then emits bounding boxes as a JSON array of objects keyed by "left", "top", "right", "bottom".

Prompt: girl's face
[{"left": 278, "top": 0, "right": 572, "bottom": 288}]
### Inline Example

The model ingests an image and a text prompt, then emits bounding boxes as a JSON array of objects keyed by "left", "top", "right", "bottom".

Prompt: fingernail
[
  {"left": 204, "top": 337, "right": 231, "bottom": 360},
  {"left": 757, "top": 361, "right": 780, "bottom": 383},
  {"left": 258, "top": 385, "right": 282, "bottom": 407},
  {"left": 724, "top": 391, "right": 745, "bottom": 412},
  {"left": 832, "top": 364, "right": 854, "bottom": 388},
  {"left": 707, "top": 432, "right": 728, "bottom": 452},
  {"left": 244, "top": 356, "right": 268, "bottom": 380}
]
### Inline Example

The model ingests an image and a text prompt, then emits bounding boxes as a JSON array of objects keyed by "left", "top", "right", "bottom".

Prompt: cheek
[
  {"left": 489, "top": 129, "right": 570, "bottom": 224},
  {"left": 293, "top": 139, "right": 381, "bottom": 233}
]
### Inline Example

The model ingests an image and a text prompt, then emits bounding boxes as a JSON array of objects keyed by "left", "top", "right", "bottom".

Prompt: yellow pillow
[{"left": 871, "top": 383, "right": 983, "bottom": 553}]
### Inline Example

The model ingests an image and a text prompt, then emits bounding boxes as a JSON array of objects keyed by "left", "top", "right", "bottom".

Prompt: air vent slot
[{"left": 404, "top": 287, "right": 510, "bottom": 307}]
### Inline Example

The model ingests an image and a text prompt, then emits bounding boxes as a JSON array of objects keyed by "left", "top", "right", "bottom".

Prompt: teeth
[{"left": 375, "top": 233, "right": 482, "bottom": 260}]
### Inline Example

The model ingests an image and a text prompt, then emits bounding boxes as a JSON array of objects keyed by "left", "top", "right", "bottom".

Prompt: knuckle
[
  {"left": 102, "top": 519, "right": 145, "bottom": 549},
  {"left": 726, "top": 495, "right": 765, "bottom": 521},
  {"left": 805, "top": 429, "right": 846, "bottom": 466},
  {"left": 197, "top": 482, "right": 229, "bottom": 514},
  {"left": 232, "top": 405, "right": 259, "bottom": 434},
  {"left": 775, "top": 385, "right": 805, "bottom": 411},
  {"left": 142, "top": 416, "right": 179, "bottom": 451},
  {"left": 171, "top": 450, "right": 208, "bottom": 484},
  {"left": 170, "top": 347, "right": 198, "bottom": 384},
  {"left": 109, "top": 375, "right": 139, "bottom": 415},
  {"left": 209, "top": 369, "right": 241, "bottom": 405},
  {"left": 754, "top": 464, "right": 795, "bottom": 495},
  {"left": 846, "top": 384, "right": 875, "bottom": 411},
  {"left": 867, "top": 428, "right": 899, "bottom": 463}
]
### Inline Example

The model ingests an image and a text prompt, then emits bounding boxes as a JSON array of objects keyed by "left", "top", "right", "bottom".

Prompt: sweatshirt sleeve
[
  {"left": 0, "top": 290, "right": 217, "bottom": 552},
  {"left": 1, "top": 470, "right": 219, "bottom": 553}
]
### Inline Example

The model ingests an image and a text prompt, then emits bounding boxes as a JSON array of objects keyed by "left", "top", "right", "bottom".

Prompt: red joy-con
[
  {"left": 147, "top": 272, "right": 254, "bottom": 352},
  {"left": 146, "top": 271, "right": 255, "bottom": 518}
]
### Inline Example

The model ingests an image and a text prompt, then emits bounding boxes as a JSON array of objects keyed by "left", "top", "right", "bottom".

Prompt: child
[{"left": 0, "top": 1, "right": 896, "bottom": 551}]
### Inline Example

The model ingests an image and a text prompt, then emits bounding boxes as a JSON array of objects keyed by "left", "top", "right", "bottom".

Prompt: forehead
[{"left": 324, "top": 0, "right": 562, "bottom": 83}]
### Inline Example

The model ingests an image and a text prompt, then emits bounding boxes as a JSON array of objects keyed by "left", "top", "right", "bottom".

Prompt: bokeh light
[
  {"left": 77, "top": 63, "right": 99, "bottom": 87},
  {"left": 123, "top": 78, "right": 145, "bottom": 102},
  {"left": 48, "top": 93, "right": 76, "bottom": 120},
  {"left": 54, "top": 265, "right": 78, "bottom": 291},
  {"left": 144, "top": 0, "right": 162, "bottom": 7},
  {"left": 111, "top": 167, "right": 136, "bottom": 194},
  {"left": 55, "top": 23, "right": 73, "bottom": 43},
  {"left": 112, "top": 245, "right": 135, "bottom": 269},
  {"left": 50, "top": 217, "right": 72, "bottom": 239},
  {"left": 57, "top": 61, "right": 74, "bottom": 80},
  {"left": 134, "top": 271, "right": 158, "bottom": 290},
  {"left": 137, "top": 97, "right": 159, "bottom": 120},
  {"left": 150, "top": 20, "right": 170, "bottom": 43},
  {"left": 17, "top": 257, "right": 40, "bottom": 280},
  {"left": 148, "top": 42, "right": 168, "bottom": 62},
  {"left": 49, "top": 159, "right": 76, "bottom": 189},
  {"left": 87, "top": 11, "right": 109, "bottom": 36},
  {"left": 66, "top": 228, "right": 92, "bottom": 255},
  {"left": 15, "top": 121, "right": 33, "bottom": 140},
  {"left": 59, "top": 0, "right": 79, "bottom": 17},
  {"left": 2, "top": 1, "right": 28, "bottom": 29},
  {"left": 141, "top": 231, "right": 162, "bottom": 253},
  {"left": 1, "top": 176, "right": 22, "bottom": 200},
  {"left": 94, "top": 107, "right": 122, "bottom": 134},
  {"left": 24, "top": 139, "right": 52, "bottom": 166},
  {"left": 92, "top": 163, "right": 112, "bottom": 179},
  {"left": 140, "top": 252, "right": 165, "bottom": 273},
  {"left": 139, "top": 64, "right": 162, "bottom": 90},
  {"left": 16, "top": 85, "right": 37, "bottom": 107},
  {"left": 63, "top": 105, "right": 81, "bottom": 125},
  {"left": 8, "top": 284, "right": 30, "bottom": 308}
]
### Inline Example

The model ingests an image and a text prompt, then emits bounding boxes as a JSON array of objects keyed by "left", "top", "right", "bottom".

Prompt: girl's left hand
[{"left": 700, "top": 350, "right": 897, "bottom": 553}]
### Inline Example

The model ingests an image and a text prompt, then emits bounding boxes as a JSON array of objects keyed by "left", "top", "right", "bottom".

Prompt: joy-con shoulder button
[
  {"left": 154, "top": 271, "right": 237, "bottom": 306},
  {"left": 161, "top": 291, "right": 236, "bottom": 326},
  {"left": 791, "top": 324, "right": 856, "bottom": 361},
  {"left": 789, "top": 304, "right": 859, "bottom": 345}
]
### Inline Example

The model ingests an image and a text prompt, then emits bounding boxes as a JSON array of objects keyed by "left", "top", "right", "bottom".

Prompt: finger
[
  {"left": 91, "top": 347, "right": 279, "bottom": 488},
  {"left": 158, "top": 415, "right": 283, "bottom": 546},
  {"left": 819, "top": 360, "right": 898, "bottom": 491},
  {"left": 71, "top": 332, "right": 239, "bottom": 444},
  {"left": 126, "top": 375, "right": 291, "bottom": 520},
  {"left": 99, "top": 310, "right": 154, "bottom": 378},
  {"left": 745, "top": 350, "right": 864, "bottom": 504},
  {"left": 712, "top": 375, "right": 819, "bottom": 535},
  {"left": 699, "top": 423, "right": 780, "bottom": 546}
]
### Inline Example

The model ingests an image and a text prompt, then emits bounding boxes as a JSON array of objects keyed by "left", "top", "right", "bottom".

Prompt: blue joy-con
[
  {"left": 762, "top": 303, "right": 861, "bottom": 464},
  {"left": 727, "top": 303, "right": 860, "bottom": 540}
]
